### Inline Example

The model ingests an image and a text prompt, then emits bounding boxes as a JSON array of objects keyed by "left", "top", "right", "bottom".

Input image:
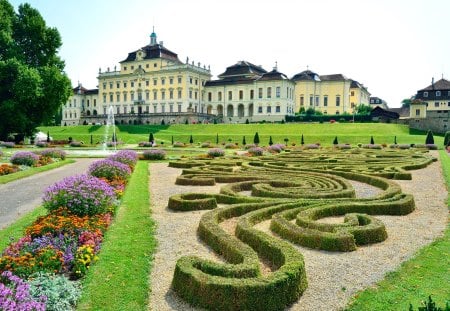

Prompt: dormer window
[
  {"left": 436, "top": 91, "right": 441, "bottom": 97},
  {"left": 423, "top": 91, "right": 428, "bottom": 97}
]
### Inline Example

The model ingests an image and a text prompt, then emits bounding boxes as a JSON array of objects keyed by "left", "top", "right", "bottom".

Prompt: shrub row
[
  {"left": 166, "top": 148, "right": 434, "bottom": 308},
  {"left": 172, "top": 201, "right": 307, "bottom": 310}
]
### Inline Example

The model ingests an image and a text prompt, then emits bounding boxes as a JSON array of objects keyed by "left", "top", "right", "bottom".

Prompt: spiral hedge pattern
[{"left": 167, "top": 148, "right": 435, "bottom": 310}]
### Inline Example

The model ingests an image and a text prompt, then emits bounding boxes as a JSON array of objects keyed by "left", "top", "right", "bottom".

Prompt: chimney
[{"left": 432, "top": 77, "right": 435, "bottom": 89}]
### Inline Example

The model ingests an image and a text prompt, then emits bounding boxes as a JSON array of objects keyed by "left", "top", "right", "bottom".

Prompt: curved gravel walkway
[
  {"left": 0, "top": 158, "right": 97, "bottom": 230},
  {"left": 149, "top": 153, "right": 448, "bottom": 311}
]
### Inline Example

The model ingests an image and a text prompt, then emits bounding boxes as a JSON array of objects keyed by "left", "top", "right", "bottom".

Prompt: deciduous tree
[{"left": 0, "top": 0, "right": 71, "bottom": 141}]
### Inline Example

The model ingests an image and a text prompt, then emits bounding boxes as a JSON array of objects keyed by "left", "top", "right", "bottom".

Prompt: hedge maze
[{"left": 167, "top": 148, "right": 435, "bottom": 310}]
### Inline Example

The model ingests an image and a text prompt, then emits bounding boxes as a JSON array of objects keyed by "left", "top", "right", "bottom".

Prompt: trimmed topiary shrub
[
  {"left": 425, "top": 130, "right": 434, "bottom": 145},
  {"left": 444, "top": 131, "right": 450, "bottom": 147},
  {"left": 253, "top": 132, "right": 260, "bottom": 145},
  {"left": 42, "top": 174, "right": 115, "bottom": 216}
]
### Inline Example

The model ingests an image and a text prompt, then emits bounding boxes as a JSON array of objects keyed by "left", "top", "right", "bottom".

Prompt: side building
[
  {"left": 291, "top": 69, "right": 370, "bottom": 115},
  {"left": 204, "top": 61, "right": 295, "bottom": 123},
  {"left": 62, "top": 84, "right": 98, "bottom": 126},
  {"left": 409, "top": 77, "right": 450, "bottom": 133}
]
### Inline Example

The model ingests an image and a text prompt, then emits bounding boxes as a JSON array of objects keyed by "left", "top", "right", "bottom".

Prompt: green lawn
[
  {"left": 345, "top": 151, "right": 450, "bottom": 311},
  {"left": 38, "top": 123, "right": 443, "bottom": 147}
]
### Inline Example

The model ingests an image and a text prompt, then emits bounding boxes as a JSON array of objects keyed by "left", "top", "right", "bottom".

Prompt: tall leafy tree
[{"left": 0, "top": 0, "right": 71, "bottom": 141}]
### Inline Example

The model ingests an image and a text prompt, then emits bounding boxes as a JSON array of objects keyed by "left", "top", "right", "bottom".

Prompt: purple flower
[
  {"left": 108, "top": 150, "right": 138, "bottom": 168},
  {"left": 142, "top": 149, "right": 166, "bottom": 160},
  {"left": 88, "top": 159, "right": 131, "bottom": 181},
  {"left": 10, "top": 152, "right": 39, "bottom": 166},
  {"left": 248, "top": 147, "right": 264, "bottom": 156},
  {"left": 207, "top": 148, "right": 225, "bottom": 157},
  {"left": 0, "top": 271, "right": 46, "bottom": 311},
  {"left": 39, "top": 149, "right": 66, "bottom": 160},
  {"left": 42, "top": 174, "right": 115, "bottom": 216}
]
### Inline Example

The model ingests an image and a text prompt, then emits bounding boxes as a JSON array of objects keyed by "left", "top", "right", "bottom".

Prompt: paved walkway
[{"left": 0, "top": 158, "right": 97, "bottom": 230}]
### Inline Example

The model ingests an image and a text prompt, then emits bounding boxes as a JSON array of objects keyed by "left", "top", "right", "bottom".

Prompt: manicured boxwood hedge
[{"left": 165, "top": 148, "right": 434, "bottom": 309}]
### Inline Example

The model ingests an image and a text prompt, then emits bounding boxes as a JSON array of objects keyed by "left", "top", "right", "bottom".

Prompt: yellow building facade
[
  {"left": 62, "top": 31, "right": 371, "bottom": 125},
  {"left": 204, "top": 61, "right": 295, "bottom": 123},
  {"left": 292, "top": 70, "right": 370, "bottom": 115}
]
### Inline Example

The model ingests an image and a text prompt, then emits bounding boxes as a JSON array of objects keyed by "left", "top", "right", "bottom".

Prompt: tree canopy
[
  {"left": 0, "top": 0, "right": 71, "bottom": 141},
  {"left": 355, "top": 104, "right": 372, "bottom": 115}
]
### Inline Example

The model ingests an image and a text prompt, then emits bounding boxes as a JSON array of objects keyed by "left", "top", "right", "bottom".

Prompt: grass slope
[
  {"left": 346, "top": 151, "right": 450, "bottom": 310},
  {"left": 0, "top": 159, "right": 75, "bottom": 184},
  {"left": 39, "top": 123, "right": 442, "bottom": 147},
  {"left": 0, "top": 207, "right": 47, "bottom": 251},
  {"left": 77, "top": 161, "right": 156, "bottom": 311}
]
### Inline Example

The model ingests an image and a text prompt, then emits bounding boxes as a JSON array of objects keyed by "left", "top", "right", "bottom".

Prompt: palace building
[
  {"left": 61, "top": 30, "right": 371, "bottom": 125},
  {"left": 204, "top": 61, "right": 295, "bottom": 123}
]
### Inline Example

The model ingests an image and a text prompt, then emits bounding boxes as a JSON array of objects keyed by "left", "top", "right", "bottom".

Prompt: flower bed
[
  {"left": 173, "top": 142, "right": 185, "bottom": 148},
  {"left": 207, "top": 148, "right": 225, "bottom": 158},
  {"left": 142, "top": 149, "right": 166, "bottom": 160},
  {"left": 108, "top": 150, "right": 138, "bottom": 169},
  {"left": 247, "top": 147, "right": 264, "bottom": 156},
  {"left": 88, "top": 159, "right": 131, "bottom": 182},
  {"left": 0, "top": 152, "right": 135, "bottom": 309},
  {"left": 38, "top": 149, "right": 66, "bottom": 160},
  {"left": 0, "top": 164, "right": 19, "bottom": 176},
  {"left": 138, "top": 141, "right": 153, "bottom": 147},
  {"left": 10, "top": 151, "right": 40, "bottom": 166}
]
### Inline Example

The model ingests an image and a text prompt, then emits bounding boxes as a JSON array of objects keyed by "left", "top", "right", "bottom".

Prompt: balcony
[{"left": 133, "top": 99, "right": 145, "bottom": 105}]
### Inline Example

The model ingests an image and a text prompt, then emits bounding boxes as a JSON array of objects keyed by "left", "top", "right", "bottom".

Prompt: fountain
[
  {"left": 103, "top": 105, "right": 117, "bottom": 152},
  {"left": 66, "top": 106, "right": 118, "bottom": 157}
]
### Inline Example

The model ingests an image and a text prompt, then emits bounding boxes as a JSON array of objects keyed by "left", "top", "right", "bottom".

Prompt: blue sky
[{"left": 9, "top": 0, "right": 450, "bottom": 107}]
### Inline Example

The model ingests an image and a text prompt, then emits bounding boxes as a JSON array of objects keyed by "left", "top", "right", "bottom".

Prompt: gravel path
[
  {"left": 0, "top": 158, "right": 97, "bottom": 230},
  {"left": 148, "top": 153, "right": 448, "bottom": 311}
]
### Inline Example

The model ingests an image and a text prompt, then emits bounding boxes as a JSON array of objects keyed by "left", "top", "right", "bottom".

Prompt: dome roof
[{"left": 291, "top": 69, "right": 320, "bottom": 81}]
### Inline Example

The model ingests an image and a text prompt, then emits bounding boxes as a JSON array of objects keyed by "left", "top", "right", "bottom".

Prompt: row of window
[
  {"left": 207, "top": 87, "right": 293, "bottom": 102},
  {"left": 423, "top": 90, "right": 450, "bottom": 97},
  {"left": 102, "top": 76, "right": 205, "bottom": 90},
  {"left": 433, "top": 102, "right": 450, "bottom": 107},
  {"left": 123, "top": 63, "right": 158, "bottom": 71},
  {"left": 102, "top": 89, "right": 196, "bottom": 102},
  {"left": 299, "top": 95, "right": 341, "bottom": 107},
  {"left": 67, "top": 98, "right": 97, "bottom": 108}
]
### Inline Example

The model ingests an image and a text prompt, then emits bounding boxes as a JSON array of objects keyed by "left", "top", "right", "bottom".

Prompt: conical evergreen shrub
[
  {"left": 254, "top": 132, "right": 260, "bottom": 145},
  {"left": 333, "top": 136, "right": 338, "bottom": 145},
  {"left": 425, "top": 130, "right": 434, "bottom": 144},
  {"left": 444, "top": 131, "right": 450, "bottom": 147}
]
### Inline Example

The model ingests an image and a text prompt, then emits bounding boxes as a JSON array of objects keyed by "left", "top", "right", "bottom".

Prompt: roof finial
[
  {"left": 150, "top": 26, "right": 157, "bottom": 45},
  {"left": 306, "top": 65, "right": 309, "bottom": 70},
  {"left": 273, "top": 61, "right": 278, "bottom": 71}
]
